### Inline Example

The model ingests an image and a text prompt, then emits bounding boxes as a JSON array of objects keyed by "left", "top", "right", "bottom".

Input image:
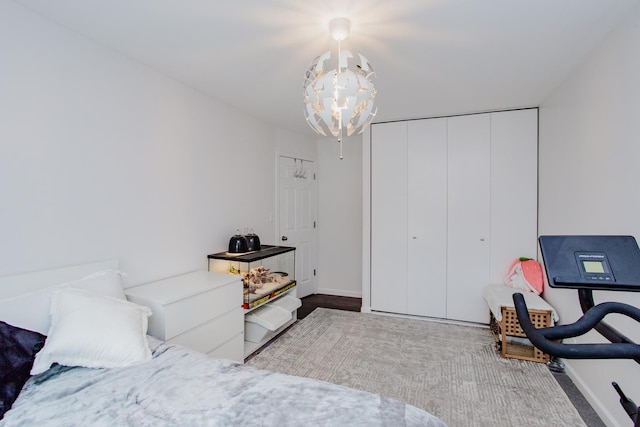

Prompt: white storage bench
[{"left": 483, "top": 284, "right": 559, "bottom": 363}]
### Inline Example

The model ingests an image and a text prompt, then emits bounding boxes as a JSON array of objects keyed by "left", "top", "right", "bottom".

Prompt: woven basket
[{"left": 490, "top": 306, "right": 552, "bottom": 363}]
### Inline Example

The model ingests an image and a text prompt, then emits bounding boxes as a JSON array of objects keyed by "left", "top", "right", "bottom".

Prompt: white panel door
[
  {"left": 407, "top": 118, "right": 448, "bottom": 318},
  {"left": 371, "top": 122, "right": 408, "bottom": 313},
  {"left": 278, "top": 156, "right": 316, "bottom": 298},
  {"left": 490, "top": 109, "right": 538, "bottom": 283},
  {"left": 446, "top": 114, "right": 491, "bottom": 323}
]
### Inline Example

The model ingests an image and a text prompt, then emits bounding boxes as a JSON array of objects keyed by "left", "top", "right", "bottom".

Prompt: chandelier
[{"left": 303, "top": 18, "right": 377, "bottom": 159}]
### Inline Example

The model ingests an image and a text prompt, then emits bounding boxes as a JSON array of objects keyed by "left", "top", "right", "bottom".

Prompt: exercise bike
[{"left": 513, "top": 235, "right": 640, "bottom": 426}]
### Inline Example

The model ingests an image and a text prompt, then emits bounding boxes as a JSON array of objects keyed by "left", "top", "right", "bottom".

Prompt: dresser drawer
[
  {"left": 168, "top": 307, "right": 243, "bottom": 354},
  {"left": 162, "top": 281, "right": 241, "bottom": 339},
  {"left": 125, "top": 271, "right": 243, "bottom": 345},
  {"left": 207, "top": 333, "right": 244, "bottom": 362}
]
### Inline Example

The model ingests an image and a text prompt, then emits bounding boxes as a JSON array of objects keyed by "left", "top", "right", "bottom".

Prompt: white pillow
[
  {"left": 0, "top": 270, "right": 126, "bottom": 335},
  {"left": 31, "top": 288, "right": 152, "bottom": 375},
  {"left": 66, "top": 270, "right": 128, "bottom": 300}
]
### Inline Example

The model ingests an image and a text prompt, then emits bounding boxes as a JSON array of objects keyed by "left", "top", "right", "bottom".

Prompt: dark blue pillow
[{"left": 0, "top": 320, "right": 46, "bottom": 419}]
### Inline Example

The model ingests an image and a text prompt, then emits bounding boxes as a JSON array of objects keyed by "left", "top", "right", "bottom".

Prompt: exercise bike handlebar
[{"left": 512, "top": 293, "right": 640, "bottom": 360}]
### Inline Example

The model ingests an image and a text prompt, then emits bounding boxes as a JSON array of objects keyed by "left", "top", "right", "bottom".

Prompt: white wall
[
  {"left": 276, "top": 128, "right": 317, "bottom": 161},
  {"left": 0, "top": 2, "right": 315, "bottom": 287},
  {"left": 539, "top": 5, "right": 640, "bottom": 426},
  {"left": 316, "top": 136, "right": 363, "bottom": 298}
]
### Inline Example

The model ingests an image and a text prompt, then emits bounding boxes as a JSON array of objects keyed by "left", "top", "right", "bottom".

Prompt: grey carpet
[{"left": 247, "top": 308, "right": 586, "bottom": 427}]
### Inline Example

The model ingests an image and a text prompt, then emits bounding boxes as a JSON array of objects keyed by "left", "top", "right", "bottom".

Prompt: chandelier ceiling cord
[{"left": 303, "top": 18, "right": 377, "bottom": 159}]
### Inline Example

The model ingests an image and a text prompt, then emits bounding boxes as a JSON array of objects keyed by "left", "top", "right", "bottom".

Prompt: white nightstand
[{"left": 125, "top": 271, "right": 244, "bottom": 362}]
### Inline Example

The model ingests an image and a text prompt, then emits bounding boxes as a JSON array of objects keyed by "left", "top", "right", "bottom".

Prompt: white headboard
[{"left": 0, "top": 259, "right": 119, "bottom": 299}]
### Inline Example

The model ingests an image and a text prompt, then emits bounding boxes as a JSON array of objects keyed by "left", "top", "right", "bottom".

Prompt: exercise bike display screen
[
  {"left": 575, "top": 252, "right": 614, "bottom": 282},
  {"left": 583, "top": 261, "right": 605, "bottom": 274},
  {"left": 539, "top": 235, "right": 640, "bottom": 292}
]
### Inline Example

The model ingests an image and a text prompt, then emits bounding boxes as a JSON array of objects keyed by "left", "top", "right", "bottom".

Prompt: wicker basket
[{"left": 490, "top": 306, "right": 552, "bottom": 363}]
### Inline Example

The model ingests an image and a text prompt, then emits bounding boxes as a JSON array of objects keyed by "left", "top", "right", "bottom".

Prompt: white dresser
[{"left": 125, "top": 271, "right": 244, "bottom": 362}]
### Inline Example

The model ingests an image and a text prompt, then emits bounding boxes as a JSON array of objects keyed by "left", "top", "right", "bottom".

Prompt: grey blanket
[{"left": 2, "top": 339, "right": 446, "bottom": 426}]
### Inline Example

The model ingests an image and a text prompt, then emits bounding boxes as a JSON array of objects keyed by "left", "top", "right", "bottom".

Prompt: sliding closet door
[
  {"left": 369, "top": 109, "right": 538, "bottom": 323},
  {"left": 407, "top": 118, "right": 448, "bottom": 317},
  {"left": 370, "top": 122, "right": 408, "bottom": 313},
  {"left": 446, "top": 114, "right": 491, "bottom": 323}
]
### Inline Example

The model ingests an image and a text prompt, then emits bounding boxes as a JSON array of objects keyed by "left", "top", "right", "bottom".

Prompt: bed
[{"left": 0, "top": 260, "right": 446, "bottom": 426}]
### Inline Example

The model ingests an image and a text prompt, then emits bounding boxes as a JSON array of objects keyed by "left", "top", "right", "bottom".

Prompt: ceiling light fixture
[{"left": 303, "top": 18, "right": 377, "bottom": 159}]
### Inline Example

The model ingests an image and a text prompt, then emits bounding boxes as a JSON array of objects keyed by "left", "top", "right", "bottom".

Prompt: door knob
[{"left": 281, "top": 236, "right": 288, "bottom": 241}]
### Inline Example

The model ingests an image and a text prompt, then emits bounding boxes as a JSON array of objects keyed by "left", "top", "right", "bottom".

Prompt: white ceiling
[{"left": 15, "top": 0, "right": 640, "bottom": 137}]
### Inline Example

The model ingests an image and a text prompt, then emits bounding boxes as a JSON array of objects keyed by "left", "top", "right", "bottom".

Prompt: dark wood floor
[{"left": 298, "top": 294, "right": 362, "bottom": 319}]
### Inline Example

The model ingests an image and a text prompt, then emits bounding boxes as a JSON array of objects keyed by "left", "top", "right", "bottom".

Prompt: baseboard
[
  {"left": 370, "top": 309, "right": 488, "bottom": 328},
  {"left": 564, "top": 360, "right": 618, "bottom": 427},
  {"left": 315, "top": 288, "right": 362, "bottom": 298}
]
